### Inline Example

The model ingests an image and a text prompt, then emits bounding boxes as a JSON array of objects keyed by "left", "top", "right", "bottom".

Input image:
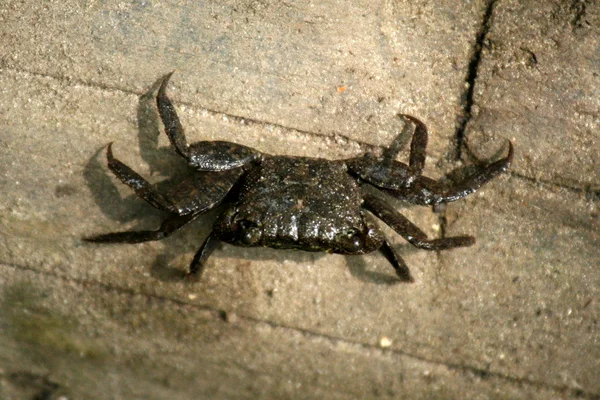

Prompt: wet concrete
[{"left": 1, "top": 0, "right": 598, "bottom": 398}]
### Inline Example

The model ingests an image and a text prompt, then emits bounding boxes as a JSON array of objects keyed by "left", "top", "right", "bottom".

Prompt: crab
[{"left": 85, "top": 72, "right": 513, "bottom": 282}]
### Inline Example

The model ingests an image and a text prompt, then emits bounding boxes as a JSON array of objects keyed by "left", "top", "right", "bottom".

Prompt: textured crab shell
[{"left": 213, "top": 156, "right": 383, "bottom": 254}]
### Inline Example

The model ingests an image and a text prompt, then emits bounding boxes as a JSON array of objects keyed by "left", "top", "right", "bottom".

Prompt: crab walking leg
[
  {"left": 187, "top": 233, "right": 220, "bottom": 279},
  {"left": 363, "top": 194, "right": 475, "bottom": 250},
  {"left": 106, "top": 143, "right": 177, "bottom": 213},
  {"left": 381, "top": 114, "right": 417, "bottom": 161},
  {"left": 157, "top": 72, "right": 262, "bottom": 172},
  {"left": 428, "top": 141, "right": 513, "bottom": 203},
  {"left": 405, "top": 115, "right": 428, "bottom": 176},
  {"left": 384, "top": 141, "right": 513, "bottom": 206},
  {"left": 378, "top": 239, "right": 414, "bottom": 282},
  {"left": 345, "top": 115, "right": 429, "bottom": 190},
  {"left": 157, "top": 71, "right": 191, "bottom": 160},
  {"left": 383, "top": 114, "right": 428, "bottom": 177},
  {"left": 83, "top": 213, "right": 198, "bottom": 244}
]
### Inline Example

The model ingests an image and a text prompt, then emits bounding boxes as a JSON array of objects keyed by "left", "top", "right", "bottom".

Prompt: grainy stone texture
[{"left": 0, "top": 0, "right": 598, "bottom": 399}]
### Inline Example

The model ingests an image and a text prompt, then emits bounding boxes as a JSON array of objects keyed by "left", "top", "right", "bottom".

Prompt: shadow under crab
[{"left": 85, "top": 72, "right": 513, "bottom": 283}]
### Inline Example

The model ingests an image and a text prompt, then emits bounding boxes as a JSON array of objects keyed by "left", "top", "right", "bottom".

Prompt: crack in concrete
[
  {"left": 440, "top": 0, "right": 498, "bottom": 242},
  {"left": 1, "top": 261, "right": 598, "bottom": 399},
  {"left": 454, "top": 0, "right": 498, "bottom": 161}
]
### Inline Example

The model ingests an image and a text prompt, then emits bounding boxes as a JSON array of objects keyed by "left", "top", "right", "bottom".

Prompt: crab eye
[
  {"left": 346, "top": 235, "right": 362, "bottom": 251},
  {"left": 336, "top": 228, "right": 363, "bottom": 253},
  {"left": 237, "top": 219, "right": 262, "bottom": 245},
  {"left": 238, "top": 220, "right": 257, "bottom": 230}
]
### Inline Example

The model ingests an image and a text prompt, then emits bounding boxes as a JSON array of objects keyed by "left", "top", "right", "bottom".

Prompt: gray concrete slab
[
  {"left": 465, "top": 0, "right": 600, "bottom": 188},
  {"left": 0, "top": 264, "right": 578, "bottom": 399},
  {"left": 1, "top": 0, "right": 598, "bottom": 398}
]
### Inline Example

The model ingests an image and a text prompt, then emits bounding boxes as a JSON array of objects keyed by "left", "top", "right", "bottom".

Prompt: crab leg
[
  {"left": 157, "top": 72, "right": 261, "bottom": 171},
  {"left": 385, "top": 141, "right": 513, "bottom": 206},
  {"left": 105, "top": 143, "right": 177, "bottom": 213},
  {"left": 106, "top": 141, "right": 244, "bottom": 216},
  {"left": 382, "top": 114, "right": 428, "bottom": 176},
  {"left": 363, "top": 194, "right": 475, "bottom": 250},
  {"left": 378, "top": 238, "right": 414, "bottom": 282},
  {"left": 157, "top": 71, "right": 191, "bottom": 160},
  {"left": 187, "top": 233, "right": 220, "bottom": 278},
  {"left": 346, "top": 115, "right": 429, "bottom": 189},
  {"left": 83, "top": 213, "right": 198, "bottom": 244}
]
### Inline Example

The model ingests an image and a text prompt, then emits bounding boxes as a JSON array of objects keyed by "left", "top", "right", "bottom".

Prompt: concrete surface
[{"left": 0, "top": 0, "right": 598, "bottom": 399}]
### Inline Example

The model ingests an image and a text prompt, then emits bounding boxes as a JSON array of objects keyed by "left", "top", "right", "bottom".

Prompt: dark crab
[{"left": 85, "top": 72, "right": 512, "bottom": 282}]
